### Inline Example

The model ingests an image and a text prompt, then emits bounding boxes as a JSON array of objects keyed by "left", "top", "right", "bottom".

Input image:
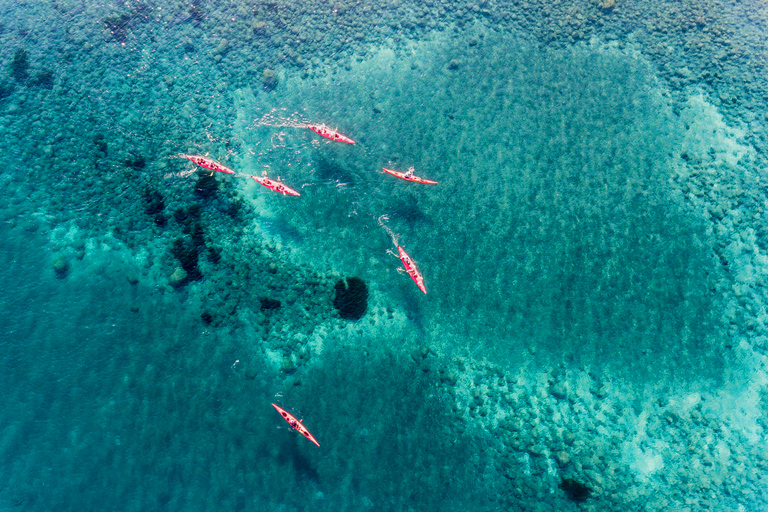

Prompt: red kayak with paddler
[
  {"left": 252, "top": 175, "right": 301, "bottom": 196},
  {"left": 383, "top": 167, "right": 437, "bottom": 185},
  {"left": 398, "top": 245, "right": 427, "bottom": 294},
  {"left": 272, "top": 403, "right": 320, "bottom": 447},
  {"left": 307, "top": 124, "right": 355, "bottom": 144},
  {"left": 181, "top": 154, "right": 236, "bottom": 174}
]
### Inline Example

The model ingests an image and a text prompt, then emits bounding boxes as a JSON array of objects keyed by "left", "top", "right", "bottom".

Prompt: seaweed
[
  {"left": 93, "top": 134, "right": 108, "bottom": 155},
  {"left": 189, "top": 222, "right": 206, "bottom": 250},
  {"left": 10, "top": 48, "right": 29, "bottom": 82},
  {"left": 174, "top": 203, "right": 202, "bottom": 226},
  {"left": 143, "top": 188, "right": 165, "bottom": 215},
  {"left": 333, "top": 277, "right": 368, "bottom": 320},
  {"left": 386, "top": 195, "right": 427, "bottom": 223},
  {"left": 104, "top": 14, "right": 132, "bottom": 43},
  {"left": 559, "top": 478, "right": 591, "bottom": 502},
  {"left": 30, "top": 69, "right": 54, "bottom": 89},
  {"left": 171, "top": 237, "right": 202, "bottom": 281},
  {"left": 125, "top": 152, "right": 146, "bottom": 170},
  {"left": 260, "top": 297, "right": 281, "bottom": 312},
  {"left": 194, "top": 172, "right": 219, "bottom": 199},
  {"left": 53, "top": 256, "right": 70, "bottom": 279},
  {"left": 316, "top": 156, "right": 355, "bottom": 184},
  {"left": 207, "top": 246, "right": 222, "bottom": 264},
  {"left": 262, "top": 69, "right": 278, "bottom": 92},
  {"left": 189, "top": 3, "right": 204, "bottom": 23},
  {"left": 0, "top": 80, "right": 13, "bottom": 100}
]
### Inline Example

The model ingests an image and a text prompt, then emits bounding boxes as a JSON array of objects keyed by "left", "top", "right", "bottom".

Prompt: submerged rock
[
  {"left": 447, "top": 58, "right": 462, "bottom": 71},
  {"left": 280, "top": 356, "right": 296, "bottom": 374},
  {"left": 52, "top": 256, "right": 70, "bottom": 279},
  {"left": 262, "top": 69, "right": 278, "bottom": 91},
  {"left": 599, "top": 0, "right": 616, "bottom": 10},
  {"left": 169, "top": 267, "right": 187, "bottom": 288}
]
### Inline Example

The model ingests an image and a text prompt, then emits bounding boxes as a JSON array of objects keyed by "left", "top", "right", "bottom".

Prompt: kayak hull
[
  {"left": 252, "top": 176, "right": 301, "bottom": 196},
  {"left": 307, "top": 124, "right": 355, "bottom": 144},
  {"left": 383, "top": 168, "right": 437, "bottom": 185},
  {"left": 398, "top": 245, "right": 427, "bottom": 294},
  {"left": 272, "top": 403, "right": 320, "bottom": 447}
]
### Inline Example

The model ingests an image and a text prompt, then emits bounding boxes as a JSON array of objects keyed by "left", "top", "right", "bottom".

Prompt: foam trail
[
  {"left": 378, "top": 215, "right": 399, "bottom": 247},
  {"left": 254, "top": 108, "right": 309, "bottom": 129}
]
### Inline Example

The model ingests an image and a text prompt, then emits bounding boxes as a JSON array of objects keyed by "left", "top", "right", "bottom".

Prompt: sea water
[{"left": 1, "top": 1, "right": 767, "bottom": 511}]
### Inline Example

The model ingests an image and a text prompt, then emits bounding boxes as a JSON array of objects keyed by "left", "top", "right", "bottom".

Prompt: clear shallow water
[
  {"left": 233, "top": 33, "right": 729, "bottom": 383},
  {"left": 1, "top": 1, "right": 768, "bottom": 511}
]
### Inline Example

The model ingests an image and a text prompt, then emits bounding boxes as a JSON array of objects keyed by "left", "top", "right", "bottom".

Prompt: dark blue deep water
[{"left": 2, "top": 1, "right": 768, "bottom": 510}]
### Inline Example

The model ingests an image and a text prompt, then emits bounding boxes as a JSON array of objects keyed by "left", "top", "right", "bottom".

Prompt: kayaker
[{"left": 405, "top": 167, "right": 415, "bottom": 179}]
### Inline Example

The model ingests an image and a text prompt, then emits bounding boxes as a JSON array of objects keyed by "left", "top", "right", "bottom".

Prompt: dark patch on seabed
[{"left": 315, "top": 155, "right": 357, "bottom": 185}]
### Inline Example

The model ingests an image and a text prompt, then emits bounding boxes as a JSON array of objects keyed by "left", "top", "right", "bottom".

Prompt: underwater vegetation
[
  {"left": 171, "top": 237, "right": 202, "bottom": 282},
  {"left": 262, "top": 68, "right": 278, "bottom": 91},
  {"left": 333, "top": 277, "right": 369, "bottom": 320},
  {"left": 194, "top": 172, "right": 219, "bottom": 200},
  {"left": 260, "top": 297, "right": 282, "bottom": 312},
  {"left": 142, "top": 187, "right": 164, "bottom": 216},
  {"left": 30, "top": 69, "right": 54, "bottom": 89},
  {"left": 10, "top": 48, "right": 29, "bottom": 82},
  {"left": 559, "top": 478, "right": 591, "bottom": 502}
]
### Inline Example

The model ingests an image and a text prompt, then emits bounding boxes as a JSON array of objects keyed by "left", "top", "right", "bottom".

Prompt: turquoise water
[{"left": 2, "top": 1, "right": 768, "bottom": 511}]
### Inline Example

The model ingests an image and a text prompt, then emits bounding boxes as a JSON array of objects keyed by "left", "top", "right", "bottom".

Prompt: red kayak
[
  {"left": 252, "top": 176, "right": 301, "bottom": 196},
  {"left": 181, "top": 154, "right": 235, "bottom": 174},
  {"left": 272, "top": 403, "right": 320, "bottom": 447},
  {"left": 307, "top": 124, "right": 355, "bottom": 144},
  {"left": 383, "top": 167, "right": 437, "bottom": 185},
  {"left": 398, "top": 245, "right": 426, "bottom": 294}
]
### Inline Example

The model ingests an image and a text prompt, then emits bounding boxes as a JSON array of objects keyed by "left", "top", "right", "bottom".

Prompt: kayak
[
  {"left": 307, "top": 124, "right": 355, "bottom": 144},
  {"left": 383, "top": 168, "right": 437, "bottom": 185},
  {"left": 252, "top": 176, "right": 301, "bottom": 196},
  {"left": 398, "top": 245, "right": 427, "bottom": 294},
  {"left": 272, "top": 403, "right": 320, "bottom": 447},
  {"left": 181, "top": 154, "right": 235, "bottom": 174}
]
